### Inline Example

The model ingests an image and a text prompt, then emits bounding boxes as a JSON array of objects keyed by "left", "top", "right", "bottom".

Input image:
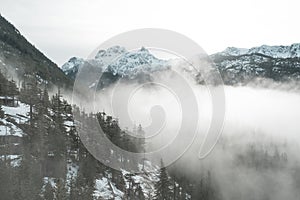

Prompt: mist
[{"left": 67, "top": 60, "right": 300, "bottom": 199}]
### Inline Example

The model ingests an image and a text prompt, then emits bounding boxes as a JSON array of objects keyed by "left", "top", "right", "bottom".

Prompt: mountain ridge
[
  {"left": 0, "top": 14, "right": 72, "bottom": 88},
  {"left": 214, "top": 43, "right": 300, "bottom": 59},
  {"left": 62, "top": 46, "right": 169, "bottom": 88},
  {"left": 62, "top": 43, "right": 300, "bottom": 86}
]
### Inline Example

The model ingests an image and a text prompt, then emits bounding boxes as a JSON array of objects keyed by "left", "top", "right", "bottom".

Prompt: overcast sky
[{"left": 1, "top": 0, "right": 300, "bottom": 66}]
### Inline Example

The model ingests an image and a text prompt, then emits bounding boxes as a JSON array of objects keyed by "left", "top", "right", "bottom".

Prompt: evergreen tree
[
  {"left": 8, "top": 79, "right": 19, "bottom": 105},
  {"left": 72, "top": 171, "right": 94, "bottom": 200},
  {"left": 0, "top": 70, "right": 9, "bottom": 96},
  {"left": 19, "top": 76, "right": 40, "bottom": 126},
  {"left": 136, "top": 184, "right": 145, "bottom": 200},
  {"left": 0, "top": 104, "right": 4, "bottom": 118},
  {"left": 154, "top": 159, "right": 173, "bottom": 200},
  {"left": 55, "top": 178, "right": 68, "bottom": 200},
  {"left": 0, "top": 162, "right": 13, "bottom": 199},
  {"left": 44, "top": 181, "right": 55, "bottom": 200}
]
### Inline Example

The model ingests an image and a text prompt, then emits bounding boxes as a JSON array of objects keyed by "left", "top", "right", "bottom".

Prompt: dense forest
[
  {"left": 2, "top": 68, "right": 300, "bottom": 200},
  {"left": 0, "top": 70, "right": 220, "bottom": 199}
]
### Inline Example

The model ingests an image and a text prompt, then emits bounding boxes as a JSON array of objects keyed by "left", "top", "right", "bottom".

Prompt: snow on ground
[
  {"left": 0, "top": 102, "right": 29, "bottom": 137},
  {"left": 66, "top": 161, "right": 79, "bottom": 192},
  {"left": 110, "top": 182, "right": 124, "bottom": 200},
  {"left": 0, "top": 118, "right": 25, "bottom": 137},
  {"left": 122, "top": 160, "right": 160, "bottom": 199},
  {"left": 94, "top": 177, "right": 115, "bottom": 199},
  {"left": 0, "top": 154, "right": 22, "bottom": 167},
  {"left": 41, "top": 177, "right": 57, "bottom": 193},
  {"left": 94, "top": 174, "right": 124, "bottom": 200},
  {"left": 217, "top": 43, "right": 300, "bottom": 58},
  {"left": 64, "top": 120, "right": 75, "bottom": 132},
  {"left": 2, "top": 102, "right": 30, "bottom": 123},
  {"left": 0, "top": 100, "right": 171, "bottom": 199},
  {"left": 89, "top": 82, "right": 96, "bottom": 89}
]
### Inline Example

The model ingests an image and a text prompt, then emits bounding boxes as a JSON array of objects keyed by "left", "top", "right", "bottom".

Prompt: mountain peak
[
  {"left": 95, "top": 46, "right": 126, "bottom": 60},
  {"left": 140, "top": 46, "right": 149, "bottom": 52},
  {"left": 105, "top": 47, "right": 169, "bottom": 79},
  {"left": 222, "top": 47, "right": 249, "bottom": 56},
  {"left": 62, "top": 46, "right": 169, "bottom": 80},
  {"left": 61, "top": 57, "right": 84, "bottom": 73},
  {"left": 216, "top": 43, "right": 300, "bottom": 59}
]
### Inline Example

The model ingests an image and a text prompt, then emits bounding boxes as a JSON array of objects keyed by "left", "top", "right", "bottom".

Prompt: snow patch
[
  {"left": 0, "top": 154, "right": 22, "bottom": 167},
  {"left": 94, "top": 177, "right": 124, "bottom": 199}
]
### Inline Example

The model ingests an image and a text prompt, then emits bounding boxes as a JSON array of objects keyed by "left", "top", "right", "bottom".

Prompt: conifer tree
[
  {"left": 55, "top": 178, "right": 68, "bottom": 200},
  {"left": 0, "top": 105, "right": 4, "bottom": 118},
  {"left": 154, "top": 159, "right": 173, "bottom": 200},
  {"left": 8, "top": 79, "right": 19, "bottom": 105},
  {"left": 136, "top": 184, "right": 145, "bottom": 200},
  {"left": 19, "top": 76, "right": 40, "bottom": 126},
  {"left": 44, "top": 181, "right": 55, "bottom": 200}
]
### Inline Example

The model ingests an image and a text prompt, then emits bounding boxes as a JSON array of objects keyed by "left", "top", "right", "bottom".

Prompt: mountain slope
[
  {"left": 211, "top": 43, "right": 300, "bottom": 84},
  {"left": 63, "top": 43, "right": 300, "bottom": 86},
  {"left": 62, "top": 46, "right": 169, "bottom": 79},
  {"left": 0, "top": 14, "right": 72, "bottom": 88},
  {"left": 248, "top": 44, "right": 300, "bottom": 58},
  {"left": 62, "top": 46, "right": 169, "bottom": 89},
  {"left": 218, "top": 43, "right": 300, "bottom": 58}
]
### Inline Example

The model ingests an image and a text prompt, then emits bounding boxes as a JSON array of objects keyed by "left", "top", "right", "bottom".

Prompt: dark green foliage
[
  {"left": 44, "top": 181, "right": 55, "bottom": 200},
  {"left": 0, "top": 104, "right": 4, "bottom": 118},
  {"left": 70, "top": 171, "right": 94, "bottom": 200},
  {"left": 235, "top": 143, "right": 288, "bottom": 170},
  {"left": 0, "top": 162, "right": 14, "bottom": 199},
  {"left": 190, "top": 171, "right": 220, "bottom": 200},
  {"left": 136, "top": 184, "right": 145, "bottom": 200},
  {"left": 19, "top": 76, "right": 41, "bottom": 126},
  {"left": 55, "top": 179, "right": 68, "bottom": 200},
  {"left": 0, "top": 70, "right": 19, "bottom": 107},
  {"left": 154, "top": 160, "right": 173, "bottom": 200},
  {"left": 0, "top": 70, "right": 189, "bottom": 200},
  {"left": 18, "top": 150, "right": 44, "bottom": 200}
]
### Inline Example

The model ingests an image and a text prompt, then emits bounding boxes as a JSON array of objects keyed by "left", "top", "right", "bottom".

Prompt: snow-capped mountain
[
  {"left": 248, "top": 43, "right": 300, "bottom": 58},
  {"left": 62, "top": 46, "right": 169, "bottom": 82},
  {"left": 95, "top": 45, "right": 126, "bottom": 61},
  {"left": 216, "top": 43, "right": 300, "bottom": 59},
  {"left": 105, "top": 46, "right": 169, "bottom": 79},
  {"left": 212, "top": 43, "right": 300, "bottom": 84},
  {"left": 62, "top": 43, "right": 300, "bottom": 86},
  {"left": 61, "top": 57, "right": 85, "bottom": 79},
  {"left": 218, "top": 47, "right": 249, "bottom": 57}
]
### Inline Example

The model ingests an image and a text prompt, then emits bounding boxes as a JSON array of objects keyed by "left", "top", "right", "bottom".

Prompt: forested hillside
[
  {"left": 2, "top": 68, "right": 297, "bottom": 200},
  {"left": 0, "top": 70, "right": 199, "bottom": 199},
  {"left": 0, "top": 14, "right": 72, "bottom": 88},
  {"left": 1, "top": 12, "right": 300, "bottom": 200}
]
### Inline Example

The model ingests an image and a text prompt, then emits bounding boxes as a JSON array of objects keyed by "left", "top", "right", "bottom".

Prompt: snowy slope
[
  {"left": 62, "top": 46, "right": 169, "bottom": 80},
  {"left": 94, "top": 177, "right": 124, "bottom": 200},
  {"left": 212, "top": 43, "right": 300, "bottom": 84},
  {"left": 62, "top": 43, "right": 300, "bottom": 87},
  {"left": 0, "top": 101, "right": 29, "bottom": 168},
  {"left": 61, "top": 57, "right": 85, "bottom": 79},
  {"left": 216, "top": 43, "right": 300, "bottom": 58},
  {"left": 248, "top": 43, "right": 300, "bottom": 58},
  {"left": 219, "top": 47, "right": 249, "bottom": 57},
  {"left": 105, "top": 46, "right": 169, "bottom": 79},
  {"left": 93, "top": 160, "right": 160, "bottom": 200},
  {"left": 0, "top": 102, "right": 29, "bottom": 137},
  {"left": 0, "top": 154, "right": 22, "bottom": 167},
  {"left": 61, "top": 57, "right": 85, "bottom": 73}
]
